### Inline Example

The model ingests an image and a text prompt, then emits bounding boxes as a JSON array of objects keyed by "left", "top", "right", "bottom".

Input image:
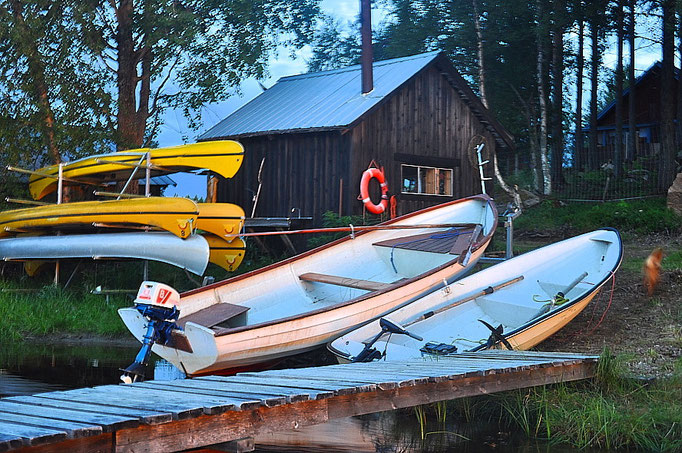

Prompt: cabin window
[{"left": 401, "top": 164, "right": 453, "bottom": 196}]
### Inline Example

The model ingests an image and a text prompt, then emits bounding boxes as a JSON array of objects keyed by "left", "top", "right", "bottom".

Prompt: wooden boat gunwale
[
  {"left": 184, "top": 194, "right": 495, "bottom": 298},
  {"left": 187, "top": 195, "right": 497, "bottom": 337}
]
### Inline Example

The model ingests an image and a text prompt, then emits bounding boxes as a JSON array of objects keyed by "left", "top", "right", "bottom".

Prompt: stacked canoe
[{"left": 0, "top": 141, "right": 247, "bottom": 276}]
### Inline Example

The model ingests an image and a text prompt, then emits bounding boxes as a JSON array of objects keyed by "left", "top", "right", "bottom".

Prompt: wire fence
[{"left": 554, "top": 144, "right": 669, "bottom": 202}]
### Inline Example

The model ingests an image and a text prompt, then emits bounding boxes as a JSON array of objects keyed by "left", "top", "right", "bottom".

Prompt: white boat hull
[
  {"left": 0, "top": 232, "right": 210, "bottom": 275},
  {"left": 328, "top": 229, "right": 623, "bottom": 362},
  {"left": 120, "top": 195, "right": 498, "bottom": 375}
]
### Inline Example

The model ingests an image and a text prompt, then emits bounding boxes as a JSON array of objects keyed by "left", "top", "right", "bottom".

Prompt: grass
[
  {"left": 0, "top": 282, "right": 130, "bottom": 341},
  {"left": 514, "top": 197, "right": 682, "bottom": 236},
  {"left": 463, "top": 349, "right": 682, "bottom": 451}
]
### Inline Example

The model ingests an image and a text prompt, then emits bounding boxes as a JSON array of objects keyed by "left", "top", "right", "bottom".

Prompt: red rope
[
  {"left": 586, "top": 271, "right": 617, "bottom": 336},
  {"left": 558, "top": 271, "right": 616, "bottom": 342}
]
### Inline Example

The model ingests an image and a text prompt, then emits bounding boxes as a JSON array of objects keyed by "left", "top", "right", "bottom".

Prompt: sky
[
  {"left": 160, "top": 1, "right": 664, "bottom": 199},
  {"left": 160, "top": 0, "right": 363, "bottom": 198}
]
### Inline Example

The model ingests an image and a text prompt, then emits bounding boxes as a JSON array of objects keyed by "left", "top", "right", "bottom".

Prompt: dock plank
[
  {"left": 0, "top": 421, "right": 67, "bottom": 447},
  {"left": 0, "top": 433, "right": 23, "bottom": 452},
  {"left": 0, "top": 351, "right": 598, "bottom": 453},
  {"left": 0, "top": 399, "right": 138, "bottom": 432},
  {"left": 136, "top": 379, "right": 315, "bottom": 403},
  {"left": 23, "top": 395, "right": 172, "bottom": 425},
  {"left": 0, "top": 412, "right": 101, "bottom": 438}
]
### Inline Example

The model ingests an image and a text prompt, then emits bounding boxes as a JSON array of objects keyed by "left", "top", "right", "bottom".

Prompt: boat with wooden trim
[
  {"left": 0, "top": 197, "right": 199, "bottom": 239},
  {"left": 118, "top": 194, "right": 497, "bottom": 378},
  {"left": 203, "top": 233, "right": 246, "bottom": 272},
  {"left": 28, "top": 141, "right": 244, "bottom": 200},
  {"left": 0, "top": 231, "right": 210, "bottom": 275},
  {"left": 196, "top": 203, "right": 245, "bottom": 240},
  {"left": 328, "top": 229, "right": 623, "bottom": 363}
]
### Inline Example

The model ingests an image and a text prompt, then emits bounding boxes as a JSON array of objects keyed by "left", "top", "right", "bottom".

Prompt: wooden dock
[{"left": 0, "top": 350, "right": 597, "bottom": 453}]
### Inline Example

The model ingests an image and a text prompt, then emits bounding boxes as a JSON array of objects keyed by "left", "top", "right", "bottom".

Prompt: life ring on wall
[{"left": 360, "top": 167, "right": 389, "bottom": 214}]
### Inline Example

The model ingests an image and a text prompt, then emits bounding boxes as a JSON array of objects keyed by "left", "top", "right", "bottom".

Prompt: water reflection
[{"left": 0, "top": 341, "right": 183, "bottom": 397}]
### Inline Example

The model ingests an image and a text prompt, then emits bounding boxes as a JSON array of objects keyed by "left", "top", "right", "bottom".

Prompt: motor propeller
[
  {"left": 478, "top": 319, "right": 513, "bottom": 350},
  {"left": 351, "top": 317, "right": 424, "bottom": 363}
]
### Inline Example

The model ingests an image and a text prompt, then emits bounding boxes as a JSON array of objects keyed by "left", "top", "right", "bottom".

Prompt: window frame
[{"left": 401, "top": 163, "right": 454, "bottom": 197}]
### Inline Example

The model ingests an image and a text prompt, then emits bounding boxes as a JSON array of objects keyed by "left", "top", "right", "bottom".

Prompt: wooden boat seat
[
  {"left": 299, "top": 272, "right": 391, "bottom": 292},
  {"left": 372, "top": 224, "right": 482, "bottom": 255},
  {"left": 177, "top": 303, "right": 250, "bottom": 329}
]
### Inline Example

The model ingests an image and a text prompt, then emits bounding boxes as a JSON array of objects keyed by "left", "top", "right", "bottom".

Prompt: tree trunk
[
  {"left": 614, "top": 0, "right": 624, "bottom": 178},
  {"left": 537, "top": 0, "right": 551, "bottom": 195},
  {"left": 550, "top": 0, "right": 565, "bottom": 186},
  {"left": 575, "top": 13, "right": 584, "bottom": 172},
  {"left": 472, "top": 0, "right": 488, "bottom": 108},
  {"left": 660, "top": 0, "right": 677, "bottom": 190},
  {"left": 588, "top": 14, "right": 600, "bottom": 171},
  {"left": 472, "top": 0, "right": 520, "bottom": 206},
  {"left": 7, "top": 0, "right": 61, "bottom": 164},
  {"left": 627, "top": 0, "right": 636, "bottom": 161},
  {"left": 115, "top": 0, "right": 147, "bottom": 149}
]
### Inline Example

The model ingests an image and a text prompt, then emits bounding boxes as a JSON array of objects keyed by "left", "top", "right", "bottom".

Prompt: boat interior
[
  {"left": 331, "top": 230, "right": 621, "bottom": 359},
  {"left": 178, "top": 199, "right": 497, "bottom": 331}
]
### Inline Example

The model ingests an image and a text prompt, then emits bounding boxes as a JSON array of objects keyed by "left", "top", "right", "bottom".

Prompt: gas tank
[{"left": 134, "top": 281, "right": 180, "bottom": 308}]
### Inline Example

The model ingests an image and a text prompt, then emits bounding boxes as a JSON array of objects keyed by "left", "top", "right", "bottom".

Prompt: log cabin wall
[
  {"left": 348, "top": 65, "right": 496, "bottom": 217},
  {"left": 216, "top": 132, "right": 351, "bottom": 224}
]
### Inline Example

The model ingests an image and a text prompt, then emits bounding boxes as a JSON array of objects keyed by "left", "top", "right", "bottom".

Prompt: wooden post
[{"left": 338, "top": 178, "right": 343, "bottom": 216}]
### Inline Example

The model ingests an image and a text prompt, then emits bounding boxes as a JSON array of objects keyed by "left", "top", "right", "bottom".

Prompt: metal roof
[{"left": 199, "top": 52, "right": 441, "bottom": 140}]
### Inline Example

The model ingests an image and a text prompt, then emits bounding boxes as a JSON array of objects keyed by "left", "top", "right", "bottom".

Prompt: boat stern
[{"left": 118, "top": 281, "right": 219, "bottom": 380}]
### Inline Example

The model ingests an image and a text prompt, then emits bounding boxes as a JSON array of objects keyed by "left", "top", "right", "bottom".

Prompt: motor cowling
[{"left": 121, "top": 281, "right": 182, "bottom": 383}]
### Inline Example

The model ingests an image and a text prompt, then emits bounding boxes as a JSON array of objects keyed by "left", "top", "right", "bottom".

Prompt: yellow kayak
[
  {"left": 196, "top": 203, "right": 245, "bottom": 241},
  {"left": 0, "top": 197, "right": 199, "bottom": 239},
  {"left": 29, "top": 141, "right": 244, "bottom": 200},
  {"left": 203, "top": 233, "right": 246, "bottom": 272}
]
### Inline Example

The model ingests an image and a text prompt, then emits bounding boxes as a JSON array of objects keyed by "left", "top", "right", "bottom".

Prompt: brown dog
[{"left": 643, "top": 247, "right": 664, "bottom": 296}]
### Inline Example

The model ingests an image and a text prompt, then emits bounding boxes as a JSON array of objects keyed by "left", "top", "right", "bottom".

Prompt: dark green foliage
[
  {"left": 306, "top": 210, "right": 382, "bottom": 248},
  {"left": 514, "top": 197, "right": 682, "bottom": 235}
]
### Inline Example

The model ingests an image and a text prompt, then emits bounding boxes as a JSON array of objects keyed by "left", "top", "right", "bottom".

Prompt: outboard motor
[
  {"left": 121, "top": 281, "right": 181, "bottom": 383},
  {"left": 352, "top": 318, "right": 423, "bottom": 363}
]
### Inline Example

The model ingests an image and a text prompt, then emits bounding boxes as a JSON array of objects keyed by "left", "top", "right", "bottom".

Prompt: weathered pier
[{"left": 0, "top": 350, "right": 597, "bottom": 453}]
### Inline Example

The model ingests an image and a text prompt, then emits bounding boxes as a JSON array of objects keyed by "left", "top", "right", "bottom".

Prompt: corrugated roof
[{"left": 199, "top": 52, "right": 441, "bottom": 139}]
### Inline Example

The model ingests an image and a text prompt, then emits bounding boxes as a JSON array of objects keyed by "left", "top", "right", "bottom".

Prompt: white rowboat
[
  {"left": 328, "top": 229, "right": 623, "bottom": 362},
  {"left": 119, "top": 194, "right": 498, "bottom": 376}
]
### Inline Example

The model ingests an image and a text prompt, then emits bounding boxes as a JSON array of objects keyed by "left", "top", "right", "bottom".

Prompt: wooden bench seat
[
  {"left": 373, "top": 224, "right": 482, "bottom": 256},
  {"left": 177, "top": 303, "right": 250, "bottom": 329},
  {"left": 299, "top": 272, "right": 391, "bottom": 292}
]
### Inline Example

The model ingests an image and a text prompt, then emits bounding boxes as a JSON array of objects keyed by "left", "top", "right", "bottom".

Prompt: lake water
[{"left": 0, "top": 341, "right": 593, "bottom": 452}]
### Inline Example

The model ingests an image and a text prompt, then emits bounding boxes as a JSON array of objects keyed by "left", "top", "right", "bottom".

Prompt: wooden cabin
[
  {"left": 200, "top": 51, "right": 514, "bottom": 224},
  {"left": 593, "top": 61, "right": 679, "bottom": 155}
]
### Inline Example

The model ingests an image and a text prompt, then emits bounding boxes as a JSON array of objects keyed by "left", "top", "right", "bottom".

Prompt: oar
[{"left": 403, "top": 275, "right": 525, "bottom": 329}]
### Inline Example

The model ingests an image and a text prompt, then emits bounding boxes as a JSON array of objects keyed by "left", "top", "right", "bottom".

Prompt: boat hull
[
  {"left": 203, "top": 233, "right": 246, "bottom": 272},
  {"left": 0, "top": 232, "right": 209, "bottom": 275},
  {"left": 328, "top": 229, "right": 623, "bottom": 362},
  {"left": 119, "top": 194, "right": 498, "bottom": 375},
  {"left": 29, "top": 141, "right": 244, "bottom": 200},
  {"left": 196, "top": 203, "right": 245, "bottom": 240},
  {"left": 0, "top": 197, "right": 199, "bottom": 239}
]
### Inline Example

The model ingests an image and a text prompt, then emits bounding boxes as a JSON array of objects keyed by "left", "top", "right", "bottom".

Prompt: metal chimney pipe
[{"left": 360, "top": 0, "right": 373, "bottom": 94}]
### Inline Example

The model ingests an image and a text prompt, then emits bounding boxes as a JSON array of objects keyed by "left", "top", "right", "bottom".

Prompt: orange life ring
[{"left": 360, "top": 167, "right": 389, "bottom": 214}]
